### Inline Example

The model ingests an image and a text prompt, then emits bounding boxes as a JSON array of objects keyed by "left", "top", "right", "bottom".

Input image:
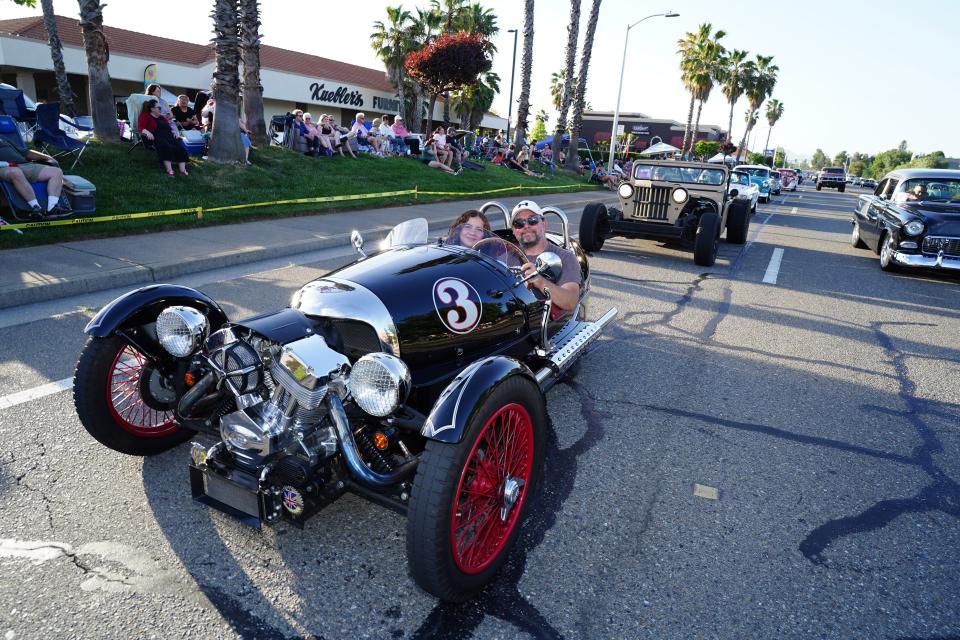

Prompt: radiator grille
[
  {"left": 922, "top": 236, "right": 960, "bottom": 258},
  {"left": 331, "top": 319, "right": 382, "bottom": 360},
  {"left": 632, "top": 186, "right": 672, "bottom": 221}
]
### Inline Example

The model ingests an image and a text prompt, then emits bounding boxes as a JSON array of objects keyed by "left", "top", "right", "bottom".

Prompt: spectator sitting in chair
[
  {"left": 301, "top": 113, "right": 323, "bottom": 156},
  {"left": 329, "top": 117, "right": 357, "bottom": 158},
  {"left": 0, "top": 137, "right": 70, "bottom": 219},
  {"left": 350, "top": 113, "right": 379, "bottom": 155},
  {"left": 446, "top": 127, "right": 469, "bottom": 168},
  {"left": 378, "top": 115, "right": 405, "bottom": 156},
  {"left": 540, "top": 143, "right": 556, "bottom": 176},
  {"left": 171, "top": 95, "right": 200, "bottom": 130},
  {"left": 503, "top": 143, "right": 543, "bottom": 178},
  {"left": 421, "top": 138, "right": 459, "bottom": 175},
  {"left": 200, "top": 98, "right": 216, "bottom": 131},
  {"left": 137, "top": 99, "right": 190, "bottom": 177}
]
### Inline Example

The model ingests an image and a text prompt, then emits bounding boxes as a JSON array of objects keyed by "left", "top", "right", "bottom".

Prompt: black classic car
[
  {"left": 850, "top": 168, "right": 960, "bottom": 272},
  {"left": 71, "top": 204, "right": 616, "bottom": 602},
  {"left": 579, "top": 160, "right": 751, "bottom": 267}
]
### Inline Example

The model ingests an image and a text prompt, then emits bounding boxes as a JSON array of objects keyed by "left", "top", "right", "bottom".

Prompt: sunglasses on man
[{"left": 512, "top": 215, "right": 542, "bottom": 229}]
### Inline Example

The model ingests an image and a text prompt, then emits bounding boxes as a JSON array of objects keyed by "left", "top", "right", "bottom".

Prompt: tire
[
  {"left": 751, "top": 202, "right": 757, "bottom": 215},
  {"left": 693, "top": 211, "right": 720, "bottom": 267},
  {"left": 760, "top": 195, "right": 769, "bottom": 203},
  {"left": 73, "top": 335, "right": 192, "bottom": 456},
  {"left": 839, "top": 185, "right": 845, "bottom": 193},
  {"left": 406, "top": 375, "right": 547, "bottom": 602},
  {"left": 816, "top": 184, "right": 822, "bottom": 191},
  {"left": 579, "top": 202, "right": 607, "bottom": 252},
  {"left": 850, "top": 222, "right": 867, "bottom": 249},
  {"left": 726, "top": 200, "right": 750, "bottom": 245},
  {"left": 878, "top": 232, "right": 899, "bottom": 272}
]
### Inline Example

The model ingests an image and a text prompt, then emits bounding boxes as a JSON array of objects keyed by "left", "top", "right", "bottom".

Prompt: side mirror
[
  {"left": 535, "top": 252, "right": 563, "bottom": 283},
  {"left": 351, "top": 230, "right": 367, "bottom": 260}
]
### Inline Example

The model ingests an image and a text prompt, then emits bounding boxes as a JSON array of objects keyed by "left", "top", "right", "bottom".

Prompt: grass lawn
[{"left": 0, "top": 141, "right": 598, "bottom": 248}]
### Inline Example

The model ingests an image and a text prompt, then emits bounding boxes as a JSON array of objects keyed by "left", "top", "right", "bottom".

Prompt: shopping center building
[
  {"left": 0, "top": 15, "right": 507, "bottom": 132},
  {"left": 579, "top": 110, "right": 727, "bottom": 152}
]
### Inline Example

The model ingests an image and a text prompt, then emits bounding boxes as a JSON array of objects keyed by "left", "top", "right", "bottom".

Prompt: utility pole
[{"left": 506, "top": 29, "right": 518, "bottom": 143}]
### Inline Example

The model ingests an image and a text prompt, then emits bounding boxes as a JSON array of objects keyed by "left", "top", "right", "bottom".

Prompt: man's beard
[{"left": 518, "top": 235, "right": 538, "bottom": 249}]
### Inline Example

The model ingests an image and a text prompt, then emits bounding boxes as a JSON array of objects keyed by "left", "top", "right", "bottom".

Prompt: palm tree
[
  {"left": 718, "top": 49, "right": 750, "bottom": 147},
  {"left": 40, "top": 0, "right": 75, "bottom": 117},
  {"left": 208, "top": 0, "right": 245, "bottom": 163},
  {"left": 458, "top": 3, "right": 498, "bottom": 42},
  {"left": 736, "top": 54, "right": 778, "bottom": 161},
  {"left": 553, "top": 0, "right": 580, "bottom": 164},
  {"left": 431, "top": 0, "right": 469, "bottom": 123},
  {"left": 512, "top": 0, "right": 534, "bottom": 148},
  {"left": 764, "top": 98, "right": 784, "bottom": 156},
  {"left": 408, "top": 7, "right": 442, "bottom": 129},
  {"left": 449, "top": 69, "right": 500, "bottom": 130},
  {"left": 77, "top": 0, "right": 118, "bottom": 142},
  {"left": 677, "top": 23, "right": 725, "bottom": 157},
  {"left": 565, "top": 0, "right": 601, "bottom": 170},
  {"left": 239, "top": 0, "right": 266, "bottom": 146},
  {"left": 550, "top": 69, "right": 573, "bottom": 112},
  {"left": 372, "top": 6, "right": 415, "bottom": 126}
]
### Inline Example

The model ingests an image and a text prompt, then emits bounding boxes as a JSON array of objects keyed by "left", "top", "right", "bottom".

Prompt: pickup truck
[{"left": 817, "top": 167, "right": 846, "bottom": 192}]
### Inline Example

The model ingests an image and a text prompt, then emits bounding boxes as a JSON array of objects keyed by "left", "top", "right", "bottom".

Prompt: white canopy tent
[
  {"left": 639, "top": 141, "right": 681, "bottom": 157},
  {"left": 707, "top": 153, "right": 739, "bottom": 165}
]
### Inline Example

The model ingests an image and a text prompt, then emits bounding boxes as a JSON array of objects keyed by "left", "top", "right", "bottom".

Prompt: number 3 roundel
[{"left": 433, "top": 277, "right": 482, "bottom": 334}]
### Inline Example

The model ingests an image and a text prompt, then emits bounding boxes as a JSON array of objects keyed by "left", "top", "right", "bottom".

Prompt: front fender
[
  {"left": 85, "top": 284, "right": 229, "bottom": 337},
  {"left": 421, "top": 356, "right": 538, "bottom": 444}
]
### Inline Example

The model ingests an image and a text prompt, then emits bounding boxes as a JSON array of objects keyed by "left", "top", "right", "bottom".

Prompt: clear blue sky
[{"left": 2, "top": 0, "right": 955, "bottom": 160}]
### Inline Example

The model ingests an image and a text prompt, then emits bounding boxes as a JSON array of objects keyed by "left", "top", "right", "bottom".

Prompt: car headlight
[
  {"left": 347, "top": 353, "right": 411, "bottom": 417},
  {"left": 617, "top": 183, "right": 634, "bottom": 199},
  {"left": 763, "top": 180, "right": 771, "bottom": 187},
  {"left": 671, "top": 188, "right": 689, "bottom": 204},
  {"left": 156, "top": 306, "right": 208, "bottom": 357},
  {"left": 904, "top": 220, "right": 924, "bottom": 236}
]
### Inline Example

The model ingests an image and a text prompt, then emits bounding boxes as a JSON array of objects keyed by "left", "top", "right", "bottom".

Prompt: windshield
[
  {"left": 740, "top": 167, "right": 770, "bottom": 178},
  {"left": 730, "top": 172, "right": 750, "bottom": 186},
  {"left": 633, "top": 164, "right": 726, "bottom": 185},
  {"left": 383, "top": 218, "right": 429, "bottom": 248},
  {"left": 822, "top": 167, "right": 845, "bottom": 174},
  {"left": 893, "top": 178, "right": 960, "bottom": 204}
]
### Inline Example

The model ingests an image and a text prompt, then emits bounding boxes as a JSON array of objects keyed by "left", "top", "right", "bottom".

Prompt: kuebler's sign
[{"left": 308, "top": 81, "right": 402, "bottom": 114}]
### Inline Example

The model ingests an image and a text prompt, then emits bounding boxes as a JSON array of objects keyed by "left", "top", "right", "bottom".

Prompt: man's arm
[
  {"left": 24, "top": 149, "right": 57, "bottom": 165},
  {"left": 519, "top": 262, "right": 580, "bottom": 312}
]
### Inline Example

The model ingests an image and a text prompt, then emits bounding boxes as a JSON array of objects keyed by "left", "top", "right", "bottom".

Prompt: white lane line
[
  {"left": 0, "top": 378, "right": 73, "bottom": 410},
  {"left": 762, "top": 248, "right": 785, "bottom": 284},
  {"left": 791, "top": 206, "right": 797, "bottom": 214}
]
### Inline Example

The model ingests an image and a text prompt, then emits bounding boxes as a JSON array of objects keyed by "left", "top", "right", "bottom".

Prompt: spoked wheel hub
[{"left": 107, "top": 345, "right": 177, "bottom": 437}]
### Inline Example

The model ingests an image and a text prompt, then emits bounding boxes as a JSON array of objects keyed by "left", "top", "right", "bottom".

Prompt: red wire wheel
[
  {"left": 450, "top": 402, "right": 534, "bottom": 574},
  {"left": 106, "top": 344, "right": 177, "bottom": 437}
]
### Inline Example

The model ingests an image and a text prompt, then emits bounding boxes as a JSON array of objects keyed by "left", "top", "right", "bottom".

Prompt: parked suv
[
  {"left": 579, "top": 160, "right": 751, "bottom": 267},
  {"left": 817, "top": 167, "right": 846, "bottom": 192}
]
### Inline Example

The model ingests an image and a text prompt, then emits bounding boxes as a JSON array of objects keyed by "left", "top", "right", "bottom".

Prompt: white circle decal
[{"left": 433, "top": 277, "right": 482, "bottom": 334}]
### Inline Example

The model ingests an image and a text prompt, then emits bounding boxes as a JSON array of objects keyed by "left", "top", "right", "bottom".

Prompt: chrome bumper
[{"left": 892, "top": 251, "right": 960, "bottom": 270}]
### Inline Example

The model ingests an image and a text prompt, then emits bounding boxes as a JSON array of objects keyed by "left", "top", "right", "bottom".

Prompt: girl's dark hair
[
  {"left": 145, "top": 83, "right": 160, "bottom": 96},
  {"left": 141, "top": 99, "right": 158, "bottom": 115},
  {"left": 448, "top": 209, "right": 491, "bottom": 235}
]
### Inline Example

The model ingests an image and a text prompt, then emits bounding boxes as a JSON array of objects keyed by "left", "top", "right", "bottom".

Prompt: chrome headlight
[
  {"left": 763, "top": 179, "right": 771, "bottom": 187},
  {"left": 156, "top": 306, "right": 208, "bottom": 357},
  {"left": 617, "top": 182, "right": 634, "bottom": 199},
  {"left": 903, "top": 220, "right": 924, "bottom": 236},
  {"left": 347, "top": 353, "right": 411, "bottom": 417},
  {"left": 671, "top": 188, "right": 689, "bottom": 204}
]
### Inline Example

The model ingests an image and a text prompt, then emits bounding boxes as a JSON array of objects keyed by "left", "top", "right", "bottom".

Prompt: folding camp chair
[
  {"left": 32, "top": 103, "right": 88, "bottom": 171},
  {"left": 0, "top": 87, "right": 37, "bottom": 138},
  {"left": 0, "top": 115, "right": 70, "bottom": 221}
]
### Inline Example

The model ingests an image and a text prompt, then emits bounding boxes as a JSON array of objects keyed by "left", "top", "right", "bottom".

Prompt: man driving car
[{"left": 511, "top": 200, "right": 581, "bottom": 314}]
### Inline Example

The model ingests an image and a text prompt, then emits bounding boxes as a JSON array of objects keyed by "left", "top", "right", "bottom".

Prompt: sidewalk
[{"left": 0, "top": 191, "right": 614, "bottom": 310}]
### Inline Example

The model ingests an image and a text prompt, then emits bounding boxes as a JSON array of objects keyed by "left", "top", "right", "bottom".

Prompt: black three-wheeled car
[{"left": 72, "top": 202, "right": 617, "bottom": 601}]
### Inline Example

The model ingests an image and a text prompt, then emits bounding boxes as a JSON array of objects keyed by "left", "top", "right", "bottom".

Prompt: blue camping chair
[
  {"left": 0, "top": 87, "right": 37, "bottom": 137},
  {"left": 0, "top": 115, "right": 69, "bottom": 221},
  {"left": 33, "top": 102, "right": 88, "bottom": 170}
]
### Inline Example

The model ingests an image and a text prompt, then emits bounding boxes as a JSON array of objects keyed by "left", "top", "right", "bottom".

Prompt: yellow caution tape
[{"left": 0, "top": 184, "right": 595, "bottom": 232}]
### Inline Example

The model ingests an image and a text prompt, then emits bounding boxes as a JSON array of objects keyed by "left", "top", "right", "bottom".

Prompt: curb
[{"left": 0, "top": 222, "right": 451, "bottom": 310}]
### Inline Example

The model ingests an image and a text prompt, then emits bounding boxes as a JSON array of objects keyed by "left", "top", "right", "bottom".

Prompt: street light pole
[
  {"left": 607, "top": 11, "right": 679, "bottom": 174},
  {"left": 506, "top": 29, "right": 518, "bottom": 143}
]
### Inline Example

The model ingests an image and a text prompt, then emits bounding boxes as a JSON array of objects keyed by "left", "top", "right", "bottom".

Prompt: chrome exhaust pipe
[
  {"left": 535, "top": 307, "right": 618, "bottom": 389},
  {"left": 325, "top": 392, "right": 418, "bottom": 489}
]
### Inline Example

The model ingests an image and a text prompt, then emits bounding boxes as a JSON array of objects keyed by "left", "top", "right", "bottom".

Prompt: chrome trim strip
[
  {"left": 292, "top": 278, "right": 401, "bottom": 357},
  {"left": 891, "top": 251, "right": 960, "bottom": 270},
  {"left": 535, "top": 307, "right": 618, "bottom": 387}
]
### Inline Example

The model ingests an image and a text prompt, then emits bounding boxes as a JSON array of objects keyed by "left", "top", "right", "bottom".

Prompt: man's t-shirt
[
  {"left": 171, "top": 105, "right": 196, "bottom": 127},
  {"left": 0, "top": 137, "right": 27, "bottom": 164}
]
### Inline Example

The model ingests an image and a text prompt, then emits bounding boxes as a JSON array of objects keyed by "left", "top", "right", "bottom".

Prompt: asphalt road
[{"left": 1, "top": 184, "right": 958, "bottom": 639}]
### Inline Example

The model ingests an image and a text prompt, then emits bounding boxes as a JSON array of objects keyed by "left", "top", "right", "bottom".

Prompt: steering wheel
[{"left": 472, "top": 237, "right": 530, "bottom": 278}]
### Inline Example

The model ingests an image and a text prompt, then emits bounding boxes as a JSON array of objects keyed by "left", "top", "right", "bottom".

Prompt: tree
[
  {"left": 693, "top": 140, "right": 720, "bottom": 160},
  {"left": 372, "top": 6, "right": 416, "bottom": 126},
  {"left": 677, "top": 23, "right": 725, "bottom": 157},
  {"left": 449, "top": 69, "right": 499, "bottom": 129},
  {"left": 773, "top": 148, "right": 785, "bottom": 167},
  {"left": 511, "top": 0, "right": 534, "bottom": 147},
  {"left": 833, "top": 150, "right": 848, "bottom": 167},
  {"left": 41, "top": 0, "right": 75, "bottom": 116},
  {"left": 551, "top": 0, "right": 580, "bottom": 167},
  {"left": 811, "top": 148, "right": 829, "bottom": 169},
  {"left": 565, "top": 0, "right": 601, "bottom": 170},
  {"left": 763, "top": 98, "right": 783, "bottom": 155},
  {"left": 77, "top": 0, "right": 119, "bottom": 142},
  {"left": 718, "top": 49, "right": 749, "bottom": 147},
  {"left": 11, "top": 0, "right": 36, "bottom": 6},
  {"left": 530, "top": 109, "right": 548, "bottom": 141},
  {"left": 239, "top": 0, "right": 266, "bottom": 146},
  {"left": 405, "top": 32, "right": 492, "bottom": 134},
  {"left": 736, "top": 54, "right": 777, "bottom": 161},
  {"left": 747, "top": 151, "right": 766, "bottom": 165},
  {"left": 208, "top": 0, "right": 245, "bottom": 163}
]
